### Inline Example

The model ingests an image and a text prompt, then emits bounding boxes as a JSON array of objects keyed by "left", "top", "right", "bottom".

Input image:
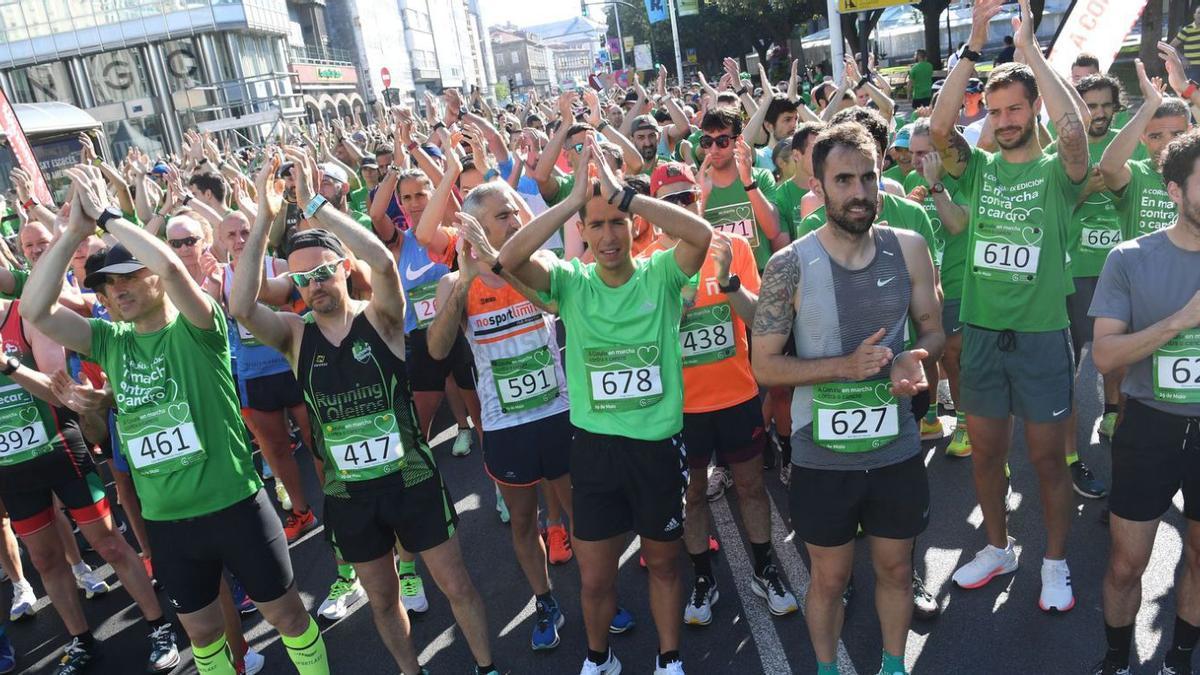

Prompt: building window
[
  {"left": 8, "top": 62, "right": 76, "bottom": 105},
  {"left": 87, "top": 47, "right": 153, "bottom": 106}
]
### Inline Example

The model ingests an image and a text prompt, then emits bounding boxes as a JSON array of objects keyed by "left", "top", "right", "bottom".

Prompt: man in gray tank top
[{"left": 751, "top": 123, "right": 944, "bottom": 675}]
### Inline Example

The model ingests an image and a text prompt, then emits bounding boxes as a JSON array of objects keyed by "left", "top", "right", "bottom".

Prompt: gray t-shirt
[{"left": 1089, "top": 229, "right": 1200, "bottom": 417}]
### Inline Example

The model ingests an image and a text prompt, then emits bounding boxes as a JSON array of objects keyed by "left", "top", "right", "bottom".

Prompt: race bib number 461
[
  {"left": 972, "top": 221, "right": 1041, "bottom": 284},
  {"left": 585, "top": 343, "right": 664, "bottom": 412},
  {"left": 117, "top": 402, "right": 207, "bottom": 476},
  {"left": 1154, "top": 329, "right": 1200, "bottom": 403}
]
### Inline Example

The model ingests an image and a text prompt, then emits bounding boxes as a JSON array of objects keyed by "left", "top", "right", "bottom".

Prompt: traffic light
[{"left": 581, "top": 0, "right": 588, "bottom": 17}]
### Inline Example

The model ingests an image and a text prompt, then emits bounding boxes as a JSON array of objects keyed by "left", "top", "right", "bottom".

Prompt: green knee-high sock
[
  {"left": 282, "top": 617, "right": 329, "bottom": 675},
  {"left": 193, "top": 635, "right": 236, "bottom": 675},
  {"left": 924, "top": 404, "right": 938, "bottom": 424}
]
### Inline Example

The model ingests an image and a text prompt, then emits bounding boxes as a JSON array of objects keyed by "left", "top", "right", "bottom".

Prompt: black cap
[
  {"left": 286, "top": 228, "right": 346, "bottom": 258},
  {"left": 83, "top": 244, "right": 144, "bottom": 290},
  {"left": 360, "top": 157, "right": 379, "bottom": 169}
]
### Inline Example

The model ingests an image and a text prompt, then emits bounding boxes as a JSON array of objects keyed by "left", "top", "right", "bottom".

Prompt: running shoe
[
  {"left": 10, "top": 579, "right": 36, "bottom": 621},
  {"left": 274, "top": 482, "right": 292, "bottom": 512},
  {"left": 1099, "top": 412, "right": 1119, "bottom": 440},
  {"left": 952, "top": 537, "right": 1018, "bottom": 589},
  {"left": 531, "top": 599, "right": 564, "bottom": 650},
  {"left": 0, "top": 631, "right": 15, "bottom": 674},
  {"left": 1071, "top": 461, "right": 1108, "bottom": 499},
  {"left": 400, "top": 573, "right": 429, "bottom": 613},
  {"left": 609, "top": 606, "right": 635, "bottom": 634},
  {"left": 147, "top": 623, "right": 180, "bottom": 672},
  {"left": 496, "top": 486, "right": 510, "bottom": 524},
  {"left": 1039, "top": 558, "right": 1075, "bottom": 612},
  {"left": 452, "top": 428, "right": 473, "bottom": 456},
  {"left": 919, "top": 416, "right": 945, "bottom": 441},
  {"left": 579, "top": 650, "right": 621, "bottom": 675},
  {"left": 231, "top": 578, "right": 257, "bottom": 615},
  {"left": 937, "top": 378, "right": 954, "bottom": 412},
  {"left": 318, "top": 577, "right": 364, "bottom": 621},
  {"left": 240, "top": 648, "right": 265, "bottom": 675},
  {"left": 1157, "top": 664, "right": 1186, "bottom": 675},
  {"left": 683, "top": 576, "right": 718, "bottom": 626},
  {"left": 547, "top": 524, "right": 573, "bottom": 565},
  {"left": 706, "top": 466, "right": 731, "bottom": 502},
  {"left": 1089, "top": 660, "right": 1130, "bottom": 675},
  {"left": 53, "top": 637, "right": 96, "bottom": 675},
  {"left": 73, "top": 565, "right": 109, "bottom": 599},
  {"left": 945, "top": 426, "right": 972, "bottom": 457},
  {"left": 654, "top": 657, "right": 685, "bottom": 675},
  {"left": 752, "top": 563, "right": 798, "bottom": 616},
  {"left": 912, "top": 570, "right": 939, "bottom": 619},
  {"left": 283, "top": 509, "right": 318, "bottom": 543},
  {"left": 779, "top": 462, "right": 791, "bottom": 487}
]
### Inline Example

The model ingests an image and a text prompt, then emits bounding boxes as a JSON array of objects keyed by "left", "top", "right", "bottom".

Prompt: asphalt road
[{"left": 5, "top": 349, "right": 1182, "bottom": 674}]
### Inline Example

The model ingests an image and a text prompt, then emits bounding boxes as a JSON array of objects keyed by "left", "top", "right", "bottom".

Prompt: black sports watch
[
  {"left": 96, "top": 206, "right": 123, "bottom": 233},
  {"left": 1, "top": 356, "right": 19, "bottom": 377},
  {"left": 960, "top": 48, "right": 982, "bottom": 62},
  {"left": 718, "top": 274, "right": 741, "bottom": 294}
]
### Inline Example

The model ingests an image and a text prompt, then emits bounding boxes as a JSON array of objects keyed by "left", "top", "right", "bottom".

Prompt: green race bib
[
  {"left": 0, "top": 386, "right": 52, "bottom": 466},
  {"left": 1080, "top": 215, "right": 1122, "bottom": 251},
  {"left": 1154, "top": 329, "right": 1200, "bottom": 403},
  {"left": 117, "top": 402, "right": 207, "bottom": 476},
  {"left": 812, "top": 379, "right": 900, "bottom": 453},
  {"left": 585, "top": 343, "right": 664, "bottom": 412},
  {"left": 706, "top": 202, "right": 760, "bottom": 248},
  {"left": 325, "top": 411, "right": 406, "bottom": 482},
  {"left": 680, "top": 303, "right": 735, "bottom": 367},
  {"left": 491, "top": 346, "right": 560, "bottom": 414},
  {"left": 972, "top": 220, "right": 1042, "bottom": 284},
  {"left": 409, "top": 282, "right": 439, "bottom": 330}
]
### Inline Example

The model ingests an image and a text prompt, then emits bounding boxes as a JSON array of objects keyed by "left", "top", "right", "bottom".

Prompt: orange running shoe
[
  {"left": 283, "top": 509, "right": 318, "bottom": 543},
  {"left": 547, "top": 524, "right": 573, "bottom": 564}
]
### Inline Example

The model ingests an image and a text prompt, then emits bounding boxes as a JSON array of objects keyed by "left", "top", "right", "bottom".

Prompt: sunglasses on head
[
  {"left": 660, "top": 191, "right": 698, "bottom": 206},
  {"left": 698, "top": 134, "right": 735, "bottom": 150},
  {"left": 168, "top": 236, "right": 201, "bottom": 249},
  {"left": 288, "top": 259, "right": 345, "bottom": 288}
]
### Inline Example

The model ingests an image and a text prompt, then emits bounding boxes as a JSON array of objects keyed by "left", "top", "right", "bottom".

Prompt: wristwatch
[
  {"left": 931, "top": 182, "right": 946, "bottom": 194},
  {"left": 743, "top": 182, "right": 759, "bottom": 193},
  {"left": 303, "top": 194, "right": 329, "bottom": 219},
  {"left": 960, "top": 48, "right": 982, "bottom": 63},
  {"left": 737, "top": 86, "right": 750, "bottom": 96},
  {"left": 1, "top": 356, "right": 19, "bottom": 377},
  {"left": 96, "top": 206, "right": 123, "bottom": 233},
  {"left": 718, "top": 274, "right": 741, "bottom": 294}
]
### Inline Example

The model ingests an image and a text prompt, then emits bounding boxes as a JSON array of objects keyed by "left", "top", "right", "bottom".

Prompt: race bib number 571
[{"left": 585, "top": 343, "right": 664, "bottom": 412}]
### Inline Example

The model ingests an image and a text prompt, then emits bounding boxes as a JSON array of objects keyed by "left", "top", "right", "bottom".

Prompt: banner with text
[
  {"left": 678, "top": 0, "right": 699, "bottom": 16},
  {"left": 0, "top": 90, "right": 52, "bottom": 205},
  {"left": 1047, "top": 0, "right": 1148, "bottom": 76},
  {"left": 645, "top": 0, "right": 668, "bottom": 24}
]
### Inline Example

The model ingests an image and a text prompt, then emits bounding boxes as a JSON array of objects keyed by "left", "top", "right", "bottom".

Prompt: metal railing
[{"left": 289, "top": 45, "right": 354, "bottom": 65}]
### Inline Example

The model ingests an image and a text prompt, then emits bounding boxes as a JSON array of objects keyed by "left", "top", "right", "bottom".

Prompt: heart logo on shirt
[
  {"left": 373, "top": 414, "right": 393, "bottom": 436},
  {"left": 165, "top": 379, "right": 180, "bottom": 403},
  {"left": 1020, "top": 226, "right": 1043, "bottom": 246},
  {"left": 874, "top": 382, "right": 893, "bottom": 406},
  {"left": 18, "top": 407, "right": 37, "bottom": 425},
  {"left": 712, "top": 304, "right": 731, "bottom": 322},
  {"left": 533, "top": 349, "right": 552, "bottom": 368},
  {"left": 636, "top": 345, "right": 660, "bottom": 366},
  {"left": 167, "top": 403, "right": 190, "bottom": 425}
]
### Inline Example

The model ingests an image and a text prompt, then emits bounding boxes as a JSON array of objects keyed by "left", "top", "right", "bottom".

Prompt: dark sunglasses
[
  {"left": 698, "top": 134, "right": 735, "bottom": 150},
  {"left": 571, "top": 142, "right": 585, "bottom": 154},
  {"left": 661, "top": 191, "right": 698, "bottom": 206},
  {"left": 168, "top": 236, "right": 201, "bottom": 249},
  {"left": 288, "top": 259, "right": 345, "bottom": 288}
]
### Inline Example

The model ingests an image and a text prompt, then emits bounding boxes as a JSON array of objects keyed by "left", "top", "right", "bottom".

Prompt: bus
[{"left": 1, "top": 101, "right": 105, "bottom": 206}]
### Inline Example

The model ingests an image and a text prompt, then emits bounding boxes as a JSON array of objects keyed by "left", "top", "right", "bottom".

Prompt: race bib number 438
[
  {"left": 1154, "top": 329, "right": 1200, "bottom": 403},
  {"left": 585, "top": 343, "right": 664, "bottom": 412},
  {"left": 972, "top": 221, "right": 1041, "bottom": 284},
  {"left": 680, "top": 303, "right": 735, "bottom": 367}
]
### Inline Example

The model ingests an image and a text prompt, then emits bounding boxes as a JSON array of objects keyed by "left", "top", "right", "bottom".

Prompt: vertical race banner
[
  {"left": 1047, "top": 0, "right": 1149, "bottom": 76},
  {"left": 0, "top": 89, "right": 52, "bottom": 204}
]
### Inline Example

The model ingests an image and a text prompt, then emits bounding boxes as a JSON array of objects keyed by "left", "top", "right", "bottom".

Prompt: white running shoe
[
  {"left": 683, "top": 577, "right": 717, "bottom": 625},
  {"left": 706, "top": 466, "right": 732, "bottom": 501},
  {"left": 452, "top": 428, "right": 473, "bottom": 456},
  {"left": 399, "top": 573, "right": 429, "bottom": 613},
  {"left": 1039, "top": 558, "right": 1075, "bottom": 612},
  {"left": 654, "top": 657, "right": 685, "bottom": 675},
  {"left": 579, "top": 650, "right": 622, "bottom": 675},
  {"left": 952, "top": 537, "right": 1018, "bottom": 589},
  {"left": 9, "top": 579, "right": 35, "bottom": 621},
  {"left": 751, "top": 564, "right": 799, "bottom": 616},
  {"left": 274, "top": 482, "right": 292, "bottom": 512},
  {"left": 937, "top": 378, "right": 954, "bottom": 410},
  {"left": 243, "top": 648, "right": 265, "bottom": 675},
  {"left": 318, "top": 577, "right": 365, "bottom": 620},
  {"left": 74, "top": 565, "right": 110, "bottom": 599}
]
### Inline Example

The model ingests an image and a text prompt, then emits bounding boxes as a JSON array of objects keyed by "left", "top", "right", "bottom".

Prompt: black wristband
[
  {"left": 1, "top": 356, "right": 18, "bottom": 377},
  {"left": 491, "top": 260, "right": 504, "bottom": 276},
  {"left": 743, "top": 182, "right": 759, "bottom": 193},
  {"left": 617, "top": 186, "right": 637, "bottom": 213},
  {"left": 856, "top": 75, "right": 871, "bottom": 89},
  {"left": 961, "top": 48, "right": 982, "bottom": 62},
  {"left": 737, "top": 86, "right": 750, "bottom": 96}
]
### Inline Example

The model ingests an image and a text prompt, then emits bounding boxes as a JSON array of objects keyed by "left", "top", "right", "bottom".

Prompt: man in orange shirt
[{"left": 644, "top": 163, "right": 799, "bottom": 625}]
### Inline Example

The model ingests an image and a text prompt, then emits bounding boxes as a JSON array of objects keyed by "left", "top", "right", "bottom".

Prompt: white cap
[{"left": 319, "top": 163, "right": 349, "bottom": 185}]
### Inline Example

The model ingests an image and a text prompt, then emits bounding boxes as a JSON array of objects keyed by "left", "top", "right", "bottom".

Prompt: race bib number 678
[{"left": 585, "top": 343, "right": 664, "bottom": 412}]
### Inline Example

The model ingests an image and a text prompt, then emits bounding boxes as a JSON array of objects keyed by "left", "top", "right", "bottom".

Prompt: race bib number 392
[
  {"left": 0, "top": 387, "right": 51, "bottom": 466},
  {"left": 972, "top": 221, "right": 1041, "bottom": 285},
  {"left": 1154, "top": 329, "right": 1200, "bottom": 403},
  {"left": 585, "top": 343, "right": 664, "bottom": 412}
]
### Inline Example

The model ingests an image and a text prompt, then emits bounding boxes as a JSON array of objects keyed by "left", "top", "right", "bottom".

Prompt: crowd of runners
[{"left": 0, "top": 0, "right": 1197, "bottom": 673}]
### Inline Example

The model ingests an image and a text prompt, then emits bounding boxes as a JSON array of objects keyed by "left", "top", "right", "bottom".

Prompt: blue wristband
[{"left": 303, "top": 194, "right": 328, "bottom": 219}]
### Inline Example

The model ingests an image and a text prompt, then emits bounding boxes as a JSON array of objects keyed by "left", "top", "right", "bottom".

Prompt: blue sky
[{"left": 480, "top": 0, "right": 586, "bottom": 28}]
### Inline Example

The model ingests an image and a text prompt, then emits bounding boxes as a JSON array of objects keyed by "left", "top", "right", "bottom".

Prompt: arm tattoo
[
  {"left": 947, "top": 129, "right": 971, "bottom": 169},
  {"left": 1055, "top": 112, "right": 1088, "bottom": 167},
  {"left": 752, "top": 249, "right": 800, "bottom": 337}
]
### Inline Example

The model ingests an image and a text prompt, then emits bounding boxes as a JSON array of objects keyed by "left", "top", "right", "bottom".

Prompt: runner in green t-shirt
[
  {"left": 699, "top": 105, "right": 784, "bottom": 271},
  {"left": 497, "top": 139, "right": 712, "bottom": 675},
  {"left": 909, "top": 50, "right": 934, "bottom": 107},
  {"left": 930, "top": 0, "right": 1090, "bottom": 613},
  {"left": 22, "top": 165, "right": 330, "bottom": 675},
  {"left": 882, "top": 124, "right": 914, "bottom": 186},
  {"left": 771, "top": 122, "right": 826, "bottom": 240}
]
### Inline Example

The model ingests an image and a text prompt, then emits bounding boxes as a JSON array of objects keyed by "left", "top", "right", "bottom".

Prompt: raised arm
[
  {"left": 1099, "top": 59, "right": 1163, "bottom": 193},
  {"left": 921, "top": 152, "right": 967, "bottom": 236},
  {"left": 931, "top": 0, "right": 1003, "bottom": 178},
  {"left": 584, "top": 89, "right": 643, "bottom": 174},
  {"left": 531, "top": 94, "right": 577, "bottom": 202},
  {"left": 413, "top": 148, "right": 459, "bottom": 257}
]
